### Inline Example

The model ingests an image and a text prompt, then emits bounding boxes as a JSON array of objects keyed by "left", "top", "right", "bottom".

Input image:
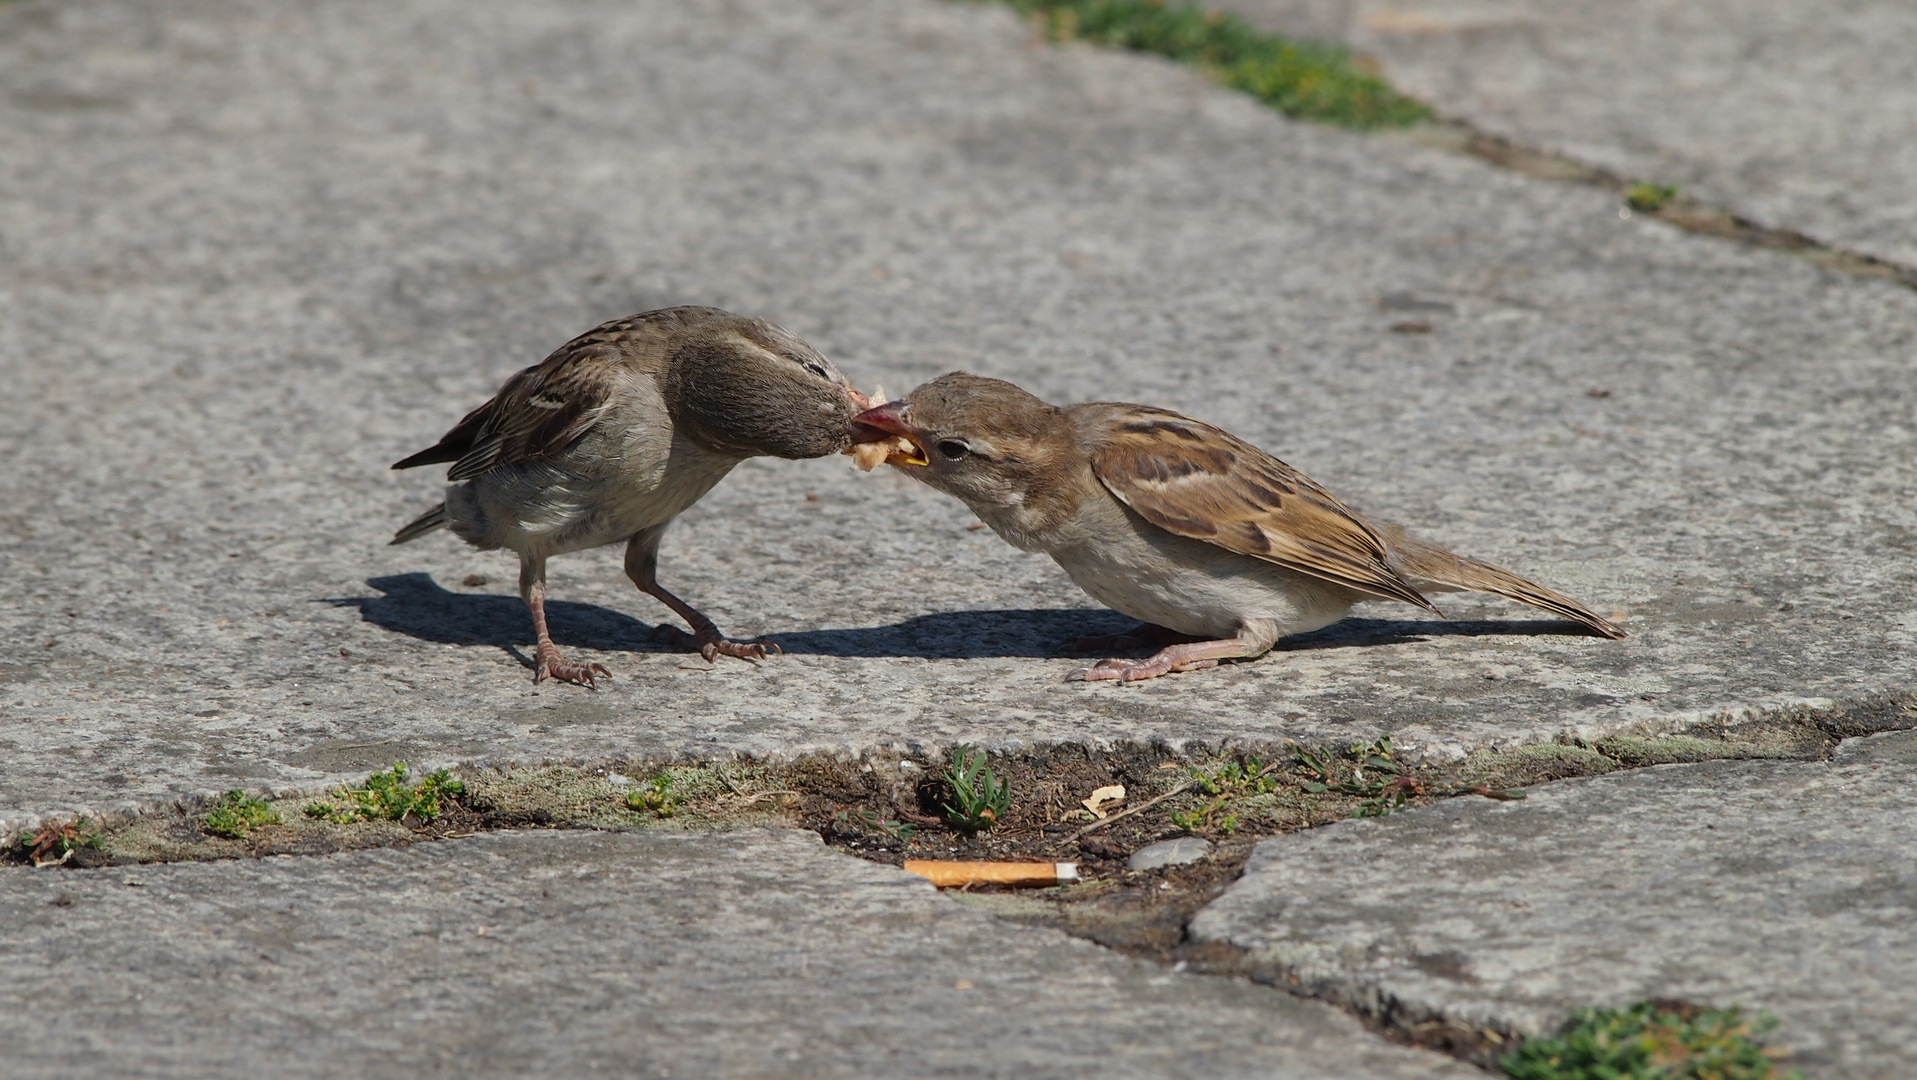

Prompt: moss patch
[
  {"left": 302, "top": 763, "right": 465, "bottom": 825},
  {"left": 995, "top": 0, "right": 1431, "bottom": 130},
  {"left": 1503, "top": 1001, "right": 1801, "bottom": 1080},
  {"left": 202, "top": 791, "right": 282, "bottom": 839}
]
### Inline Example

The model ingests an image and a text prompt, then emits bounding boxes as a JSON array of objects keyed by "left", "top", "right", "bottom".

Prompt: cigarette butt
[{"left": 904, "top": 860, "right": 1079, "bottom": 888}]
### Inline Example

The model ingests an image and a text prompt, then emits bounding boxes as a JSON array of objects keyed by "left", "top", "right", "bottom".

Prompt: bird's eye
[{"left": 936, "top": 439, "right": 970, "bottom": 461}]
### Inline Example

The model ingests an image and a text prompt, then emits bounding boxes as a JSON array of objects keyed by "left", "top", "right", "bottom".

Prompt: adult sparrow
[
  {"left": 390, "top": 306, "right": 864, "bottom": 686},
  {"left": 851, "top": 373, "right": 1625, "bottom": 683}
]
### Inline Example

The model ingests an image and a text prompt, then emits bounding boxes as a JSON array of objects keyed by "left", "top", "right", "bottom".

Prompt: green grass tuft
[
  {"left": 624, "top": 774, "right": 682, "bottom": 818},
  {"left": 203, "top": 791, "right": 282, "bottom": 839},
  {"left": 303, "top": 763, "right": 465, "bottom": 825},
  {"left": 943, "top": 744, "right": 1012, "bottom": 831},
  {"left": 1172, "top": 755, "right": 1279, "bottom": 834},
  {"left": 1503, "top": 1002, "right": 1800, "bottom": 1080},
  {"left": 1625, "top": 182, "right": 1680, "bottom": 213},
  {"left": 996, "top": 0, "right": 1432, "bottom": 130}
]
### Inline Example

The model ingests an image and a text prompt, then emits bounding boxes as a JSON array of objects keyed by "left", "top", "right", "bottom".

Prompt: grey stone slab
[
  {"left": 1220, "top": 0, "right": 1917, "bottom": 267},
  {"left": 1189, "top": 754, "right": 1917, "bottom": 1078},
  {"left": 0, "top": 827, "right": 1476, "bottom": 1079},
  {"left": 1834, "top": 727, "right": 1917, "bottom": 766},
  {"left": 2, "top": 0, "right": 1915, "bottom": 832}
]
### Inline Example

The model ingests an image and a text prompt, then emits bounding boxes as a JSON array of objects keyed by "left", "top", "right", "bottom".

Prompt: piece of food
[{"left": 845, "top": 385, "right": 923, "bottom": 470}]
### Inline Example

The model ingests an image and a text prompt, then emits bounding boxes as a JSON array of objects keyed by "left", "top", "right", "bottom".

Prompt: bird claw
[
  {"left": 653, "top": 624, "right": 780, "bottom": 663},
  {"left": 533, "top": 649, "right": 611, "bottom": 688},
  {"left": 1067, "top": 655, "right": 1218, "bottom": 684}
]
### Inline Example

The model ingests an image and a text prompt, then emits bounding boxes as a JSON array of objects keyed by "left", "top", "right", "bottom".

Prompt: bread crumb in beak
[{"left": 846, "top": 385, "right": 923, "bottom": 471}]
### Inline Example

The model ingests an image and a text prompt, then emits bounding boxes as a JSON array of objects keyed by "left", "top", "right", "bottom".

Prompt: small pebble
[{"left": 1128, "top": 836, "right": 1213, "bottom": 872}]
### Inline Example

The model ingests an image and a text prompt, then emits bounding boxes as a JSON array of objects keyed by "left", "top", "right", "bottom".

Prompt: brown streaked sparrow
[
  {"left": 851, "top": 373, "right": 1625, "bottom": 683},
  {"left": 391, "top": 306, "right": 866, "bottom": 686}
]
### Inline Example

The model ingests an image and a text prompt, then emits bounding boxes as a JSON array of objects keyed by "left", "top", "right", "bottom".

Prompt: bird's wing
[
  {"left": 1086, "top": 405, "right": 1437, "bottom": 611},
  {"left": 393, "top": 340, "right": 627, "bottom": 482}
]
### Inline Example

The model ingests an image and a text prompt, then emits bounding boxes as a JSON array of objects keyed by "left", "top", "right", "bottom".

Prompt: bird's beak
[{"left": 851, "top": 401, "right": 930, "bottom": 467}]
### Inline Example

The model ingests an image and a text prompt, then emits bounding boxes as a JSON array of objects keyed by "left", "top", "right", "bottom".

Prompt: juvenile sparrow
[
  {"left": 851, "top": 373, "right": 1625, "bottom": 683},
  {"left": 390, "top": 306, "right": 864, "bottom": 686}
]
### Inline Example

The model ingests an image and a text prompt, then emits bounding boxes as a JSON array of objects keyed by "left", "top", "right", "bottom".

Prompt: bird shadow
[
  {"left": 322, "top": 574, "right": 671, "bottom": 671},
  {"left": 329, "top": 573, "right": 1601, "bottom": 665},
  {"left": 1275, "top": 616, "right": 1603, "bottom": 652}
]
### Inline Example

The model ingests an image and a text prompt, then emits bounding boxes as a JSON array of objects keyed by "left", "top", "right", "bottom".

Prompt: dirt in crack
[{"left": 14, "top": 692, "right": 1910, "bottom": 1069}]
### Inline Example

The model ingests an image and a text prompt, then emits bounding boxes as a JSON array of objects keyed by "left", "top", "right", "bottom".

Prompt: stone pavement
[
  {"left": 3, "top": 0, "right": 1916, "bottom": 1076},
  {"left": 1220, "top": 0, "right": 1917, "bottom": 267},
  {"left": 4, "top": 0, "right": 1914, "bottom": 834},
  {"left": 0, "top": 827, "right": 1479, "bottom": 1080},
  {"left": 1191, "top": 728, "right": 1917, "bottom": 1078}
]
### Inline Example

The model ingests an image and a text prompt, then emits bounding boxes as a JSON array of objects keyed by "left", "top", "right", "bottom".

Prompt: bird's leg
[
  {"left": 624, "top": 529, "right": 779, "bottom": 663},
  {"left": 1064, "top": 621, "right": 1197, "bottom": 654},
  {"left": 1069, "top": 625, "right": 1278, "bottom": 684},
  {"left": 520, "top": 556, "right": 611, "bottom": 688}
]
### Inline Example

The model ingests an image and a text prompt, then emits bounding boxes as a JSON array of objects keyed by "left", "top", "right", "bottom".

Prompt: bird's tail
[
  {"left": 1370, "top": 521, "right": 1627, "bottom": 639},
  {"left": 390, "top": 502, "right": 449, "bottom": 546}
]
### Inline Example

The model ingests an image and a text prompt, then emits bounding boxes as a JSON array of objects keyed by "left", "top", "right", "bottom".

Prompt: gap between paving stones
[
  {"left": 992, "top": 0, "right": 1917, "bottom": 292},
  {"left": 1411, "top": 122, "right": 1917, "bottom": 293},
  {"left": 15, "top": 689, "right": 1913, "bottom": 1069}
]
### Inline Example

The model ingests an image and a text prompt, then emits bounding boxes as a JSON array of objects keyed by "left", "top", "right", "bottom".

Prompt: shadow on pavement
[
  {"left": 323, "top": 573, "right": 664, "bottom": 654},
  {"left": 1277, "top": 616, "right": 1603, "bottom": 651},
  {"left": 330, "top": 574, "right": 1596, "bottom": 664}
]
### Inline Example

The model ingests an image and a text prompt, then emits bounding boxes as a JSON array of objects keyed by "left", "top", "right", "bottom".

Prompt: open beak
[{"left": 851, "top": 401, "right": 930, "bottom": 467}]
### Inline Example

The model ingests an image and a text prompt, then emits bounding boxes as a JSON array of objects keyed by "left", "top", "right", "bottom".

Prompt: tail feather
[
  {"left": 1371, "top": 521, "right": 1628, "bottom": 639},
  {"left": 392, "top": 443, "right": 461, "bottom": 471},
  {"left": 390, "top": 502, "right": 449, "bottom": 545}
]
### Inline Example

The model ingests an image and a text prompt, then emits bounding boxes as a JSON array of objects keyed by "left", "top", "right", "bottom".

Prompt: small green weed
[
  {"left": 1295, "top": 736, "right": 1524, "bottom": 817},
  {"left": 624, "top": 774, "right": 681, "bottom": 818},
  {"left": 203, "top": 791, "right": 282, "bottom": 839},
  {"left": 1171, "top": 756, "right": 1279, "bottom": 834},
  {"left": 996, "top": 0, "right": 1432, "bottom": 130},
  {"left": 1503, "top": 1002, "right": 1800, "bottom": 1080},
  {"left": 943, "top": 744, "right": 1011, "bottom": 831},
  {"left": 304, "top": 763, "right": 465, "bottom": 825},
  {"left": 1625, "top": 182, "right": 1679, "bottom": 213},
  {"left": 834, "top": 807, "right": 919, "bottom": 842},
  {"left": 16, "top": 819, "right": 103, "bottom": 867}
]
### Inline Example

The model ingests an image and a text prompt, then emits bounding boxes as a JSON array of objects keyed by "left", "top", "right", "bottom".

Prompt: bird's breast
[
  {"left": 1045, "top": 498, "right": 1358, "bottom": 640},
  {"left": 446, "top": 424, "right": 741, "bottom": 558}
]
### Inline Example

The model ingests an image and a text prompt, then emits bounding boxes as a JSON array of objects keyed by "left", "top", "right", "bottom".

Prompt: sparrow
[
  {"left": 851, "top": 373, "right": 1625, "bottom": 683},
  {"left": 390, "top": 306, "right": 865, "bottom": 686}
]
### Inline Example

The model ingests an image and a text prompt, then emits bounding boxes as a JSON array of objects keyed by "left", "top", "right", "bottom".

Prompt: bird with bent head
[
  {"left": 851, "top": 373, "right": 1625, "bottom": 683},
  {"left": 391, "top": 306, "right": 865, "bottom": 686}
]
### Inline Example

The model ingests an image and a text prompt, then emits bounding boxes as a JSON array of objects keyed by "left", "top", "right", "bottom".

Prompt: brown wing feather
[
  {"left": 1086, "top": 406, "right": 1438, "bottom": 612},
  {"left": 392, "top": 339, "right": 625, "bottom": 482}
]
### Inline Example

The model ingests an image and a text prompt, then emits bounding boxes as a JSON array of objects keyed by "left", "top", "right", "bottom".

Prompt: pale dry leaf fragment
[{"left": 1082, "top": 784, "right": 1126, "bottom": 818}]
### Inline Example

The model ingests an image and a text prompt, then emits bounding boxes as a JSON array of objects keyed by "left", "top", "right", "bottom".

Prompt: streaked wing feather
[
  {"left": 440, "top": 342, "right": 623, "bottom": 482},
  {"left": 1088, "top": 408, "right": 1437, "bottom": 611}
]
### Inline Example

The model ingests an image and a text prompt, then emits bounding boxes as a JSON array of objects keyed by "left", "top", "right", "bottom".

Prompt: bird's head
[
  {"left": 850, "top": 373, "right": 1078, "bottom": 521},
  {"left": 667, "top": 313, "right": 864, "bottom": 459}
]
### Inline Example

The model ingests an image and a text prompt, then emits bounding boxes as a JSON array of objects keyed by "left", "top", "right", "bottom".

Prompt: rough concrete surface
[
  {"left": 0, "top": 827, "right": 1479, "bottom": 1079},
  {"left": 1190, "top": 731, "right": 1917, "bottom": 1079},
  {"left": 1220, "top": 0, "right": 1917, "bottom": 267},
  {"left": 3, "top": 0, "right": 1915, "bottom": 831}
]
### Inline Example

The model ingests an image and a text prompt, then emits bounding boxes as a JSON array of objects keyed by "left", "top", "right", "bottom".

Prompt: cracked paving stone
[
  {"left": 1189, "top": 729, "right": 1917, "bottom": 1079},
  {"left": 0, "top": 827, "right": 1478, "bottom": 1080},
  {"left": 2, "top": 0, "right": 1914, "bottom": 835},
  {"left": 1218, "top": 0, "right": 1917, "bottom": 267}
]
